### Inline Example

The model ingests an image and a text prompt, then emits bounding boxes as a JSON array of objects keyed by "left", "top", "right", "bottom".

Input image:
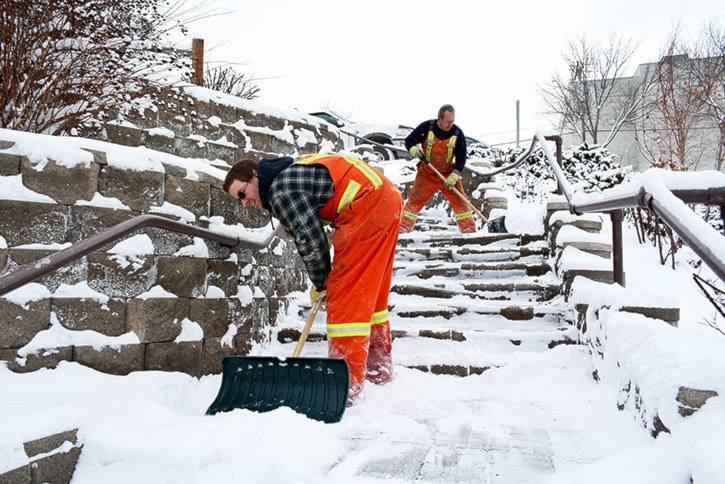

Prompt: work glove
[
  {"left": 409, "top": 145, "right": 426, "bottom": 162},
  {"left": 444, "top": 171, "right": 461, "bottom": 189},
  {"left": 309, "top": 285, "right": 326, "bottom": 303}
]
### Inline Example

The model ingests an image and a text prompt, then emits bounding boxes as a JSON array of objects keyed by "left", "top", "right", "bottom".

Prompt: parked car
[
  {"left": 465, "top": 136, "right": 495, "bottom": 158},
  {"left": 307, "top": 111, "right": 413, "bottom": 161},
  {"left": 465, "top": 136, "right": 490, "bottom": 149}
]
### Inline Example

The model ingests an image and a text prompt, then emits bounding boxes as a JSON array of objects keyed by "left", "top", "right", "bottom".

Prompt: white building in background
[{"left": 561, "top": 54, "right": 724, "bottom": 172}]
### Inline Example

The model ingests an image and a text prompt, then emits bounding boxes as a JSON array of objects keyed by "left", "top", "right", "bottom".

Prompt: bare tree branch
[
  {"left": 539, "top": 32, "right": 652, "bottom": 148},
  {"left": 0, "top": 0, "right": 207, "bottom": 135},
  {"left": 204, "top": 65, "right": 260, "bottom": 99},
  {"left": 687, "top": 21, "right": 725, "bottom": 171},
  {"left": 635, "top": 27, "right": 711, "bottom": 171}
]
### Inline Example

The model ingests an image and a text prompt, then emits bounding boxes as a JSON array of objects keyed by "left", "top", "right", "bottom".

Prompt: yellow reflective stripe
[
  {"left": 343, "top": 156, "right": 382, "bottom": 188},
  {"left": 295, "top": 154, "right": 328, "bottom": 165},
  {"left": 327, "top": 322, "right": 371, "bottom": 338},
  {"left": 296, "top": 155, "right": 382, "bottom": 189},
  {"left": 371, "top": 309, "right": 389, "bottom": 326},
  {"left": 446, "top": 134, "right": 458, "bottom": 164},
  {"left": 402, "top": 210, "right": 418, "bottom": 221},
  {"left": 337, "top": 180, "right": 361, "bottom": 214},
  {"left": 454, "top": 211, "right": 473, "bottom": 221},
  {"left": 425, "top": 130, "right": 435, "bottom": 161}
]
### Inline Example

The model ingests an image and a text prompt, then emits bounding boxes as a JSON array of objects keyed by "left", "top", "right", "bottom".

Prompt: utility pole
[{"left": 516, "top": 100, "right": 520, "bottom": 148}]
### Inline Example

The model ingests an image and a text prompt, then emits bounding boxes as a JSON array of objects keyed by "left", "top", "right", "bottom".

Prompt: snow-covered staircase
[
  {"left": 389, "top": 212, "right": 577, "bottom": 376},
  {"left": 276, "top": 207, "right": 578, "bottom": 375}
]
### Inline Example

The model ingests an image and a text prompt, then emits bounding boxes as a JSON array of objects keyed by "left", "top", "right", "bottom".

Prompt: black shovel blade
[
  {"left": 206, "top": 355, "right": 350, "bottom": 424},
  {"left": 487, "top": 215, "right": 507, "bottom": 234}
]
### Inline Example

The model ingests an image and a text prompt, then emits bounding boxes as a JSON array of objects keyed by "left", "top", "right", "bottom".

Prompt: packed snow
[{"left": 1, "top": 129, "right": 724, "bottom": 483}]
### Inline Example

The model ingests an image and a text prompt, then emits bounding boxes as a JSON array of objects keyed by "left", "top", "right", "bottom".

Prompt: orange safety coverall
[
  {"left": 296, "top": 154, "right": 403, "bottom": 402},
  {"left": 400, "top": 130, "right": 476, "bottom": 233}
]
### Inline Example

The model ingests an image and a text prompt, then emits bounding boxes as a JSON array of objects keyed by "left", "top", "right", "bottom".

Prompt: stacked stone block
[
  {"left": 0, "top": 88, "right": 326, "bottom": 378},
  {"left": 0, "top": 429, "right": 82, "bottom": 484},
  {"left": 77, "top": 84, "right": 344, "bottom": 162},
  {"left": 540, "top": 194, "right": 720, "bottom": 437}
]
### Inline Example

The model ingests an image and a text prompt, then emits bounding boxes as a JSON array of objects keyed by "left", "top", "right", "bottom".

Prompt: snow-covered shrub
[
  {"left": 564, "top": 143, "right": 634, "bottom": 193},
  {"left": 489, "top": 143, "right": 634, "bottom": 202},
  {"left": 467, "top": 143, "right": 500, "bottom": 160}
]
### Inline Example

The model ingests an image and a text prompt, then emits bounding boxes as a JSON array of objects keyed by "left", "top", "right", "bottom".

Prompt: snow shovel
[
  {"left": 205, "top": 299, "right": 350, "bottom": 423},
  {"left": 425, "top": 162, "right": 508, "bottom": 233}
]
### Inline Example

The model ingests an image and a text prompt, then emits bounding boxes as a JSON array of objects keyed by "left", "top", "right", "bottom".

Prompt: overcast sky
[{"left": 183, "top": 0, "right": 723, "bottom": 146}]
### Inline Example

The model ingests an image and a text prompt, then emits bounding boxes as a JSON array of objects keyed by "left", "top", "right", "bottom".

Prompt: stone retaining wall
[
  {"left": 0, "top": 429, "right": 82, "bottom": 484},
  {"left": 542, "top": 195, "right": 721, "bottom": 436},
  {"left": 0, "top": 85, "right": 340, "bottom": 377},
  {"left": 76, "top": 84, "right": 345, "bottom": 161}
]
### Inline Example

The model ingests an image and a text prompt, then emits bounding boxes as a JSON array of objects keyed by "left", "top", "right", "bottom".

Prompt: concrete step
[
  {"left": 275, "top": 314, "right": 578, "bottom": 377},
  {"left": 390, "top": 277, "right": 562, "bottom": 302},
  {"left": 399, "top": 231, "right": 545, "bottom": 247},
  {"left": 391, "top": 323, "right": 579, "bottom": 375},
  {"left": 394, "top": 260, "right": 552, "bottom": 280},
  {"left": 396, "top": 236, "right": 550, "bottom": 262},
  {"left": 389, "top": 296, "right": 570, "bottom": 321},
  {"left": 391, "top": 312, "right": 572, "bottom": 338},
  {"left": 395, "top": 249, "right": 549, "bottom": 266}
]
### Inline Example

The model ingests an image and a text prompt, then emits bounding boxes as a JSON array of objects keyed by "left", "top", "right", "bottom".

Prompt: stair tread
[
  {"left": 392, "top": 330, "right": 578, "bottom": 365},
  {"left": 394, "top": 260, "right": 551, "bottom": 271},
  {"left": 392, "top": 273, "right": 559, "bottom": 286},
  {"left": 277, "top": 211, "right": 576, "bottom": 372},
  {"left": 278, "top": 325, "right": 578, "bottom": 367},
  {"left": 389, "top": 284, "right": 561, "bottom": 303},
  {"left": 391, "top": 301, "right": 568, "bottom": 318}
]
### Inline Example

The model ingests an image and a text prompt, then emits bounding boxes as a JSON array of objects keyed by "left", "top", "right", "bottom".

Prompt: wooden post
[{"left": 192, "top": 38, "right": 204, "bottom": 86}]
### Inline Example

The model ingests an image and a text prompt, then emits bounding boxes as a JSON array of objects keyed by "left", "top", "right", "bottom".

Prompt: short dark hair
[
  {"left": 437, "top": 104, "right": 455, "bottom": 119},
  {"left": 223, "top": 159, "right": 257, "bottom": 193}
]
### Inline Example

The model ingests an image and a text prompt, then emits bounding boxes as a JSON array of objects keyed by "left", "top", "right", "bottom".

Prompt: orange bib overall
[
  {"left": 295, "top": 154, "right": 403, "bottom": 402},
  {"left": 400, "top": 130, "right": 476, "bottom": 233}
]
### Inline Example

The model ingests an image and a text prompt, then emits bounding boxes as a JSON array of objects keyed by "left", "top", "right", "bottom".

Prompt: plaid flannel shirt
[{"left": 267, "top": 164, "right": 335, "bottom": 290}]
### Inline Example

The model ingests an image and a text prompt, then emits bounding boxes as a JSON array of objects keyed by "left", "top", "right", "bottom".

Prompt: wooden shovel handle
[
  {"left": 426, "top": 163, "right": 490, "bottom": 223},
  {"left": 292, "top": 298, "right": 323, "bottom": 357}
]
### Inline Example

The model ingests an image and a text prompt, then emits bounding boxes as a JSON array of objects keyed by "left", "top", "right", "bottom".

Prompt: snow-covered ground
[{"left": 2, "top": 147, "right": 725, "bottom": 482}]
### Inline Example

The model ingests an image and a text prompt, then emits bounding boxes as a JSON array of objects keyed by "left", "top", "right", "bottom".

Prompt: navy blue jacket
[{"left": 405, "top": 120, "right": 467, "bottom": 173}]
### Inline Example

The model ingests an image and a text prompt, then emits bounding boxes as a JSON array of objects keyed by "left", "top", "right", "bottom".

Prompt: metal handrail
[
  {"left": 458, "top": 129, "right": 724, "bottom": 285},
  {"left": 0, "top": 215, "right": 284, "bottom": 297},
  {"left": 528, "top": 130, "right": 725, "bottom": 285},
  {"left": 465, "top": 135, "right": 545, "bottom": 179},
  {"left": 345, "top": 128, "right": 724, "bottom": 284},
  {"left": 383, "top": 128, "right": 724, "bottom": 284}
]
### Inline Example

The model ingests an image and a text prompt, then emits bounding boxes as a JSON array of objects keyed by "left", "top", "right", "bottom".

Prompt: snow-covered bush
[
  {"left": 563, "top": 143, "right": 634, "bottom": 192},
  {"left": 490, "top": 142, "right": 634, "bottom": 202},
  {"left": 467, "top": 143, "right": 499, "bottom": 160}
]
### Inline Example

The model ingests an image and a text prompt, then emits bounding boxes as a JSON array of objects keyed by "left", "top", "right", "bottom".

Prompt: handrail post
[
  {"left": 555, "top": 137, "right": 564, "bottom": 196},
  {"left": 545, "top": 135, "right": 564, "bottom": 195},
  {"left": 611, "top": 209, "right": 625, "bottom": 287}
]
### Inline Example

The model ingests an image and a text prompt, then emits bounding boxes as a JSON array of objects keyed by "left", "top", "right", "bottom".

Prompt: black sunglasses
[{"left": 236, "top": 182, "right": 248, "bottom": 201}]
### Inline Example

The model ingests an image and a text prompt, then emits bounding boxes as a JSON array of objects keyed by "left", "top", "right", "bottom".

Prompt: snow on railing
[
  {"left": 532, "top": 129, "right": 725, "bottom": 284},
  {"left": 464, "top": 129, "right": 724, "bottom": 284}
]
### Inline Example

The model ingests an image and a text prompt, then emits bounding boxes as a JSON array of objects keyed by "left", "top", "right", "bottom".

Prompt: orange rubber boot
[
  {"left": 329, "top": 335, "right": 370, "bottom": 404},
  {"left": 366, "top": 322, "right": 393, "bottom": 385}
]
